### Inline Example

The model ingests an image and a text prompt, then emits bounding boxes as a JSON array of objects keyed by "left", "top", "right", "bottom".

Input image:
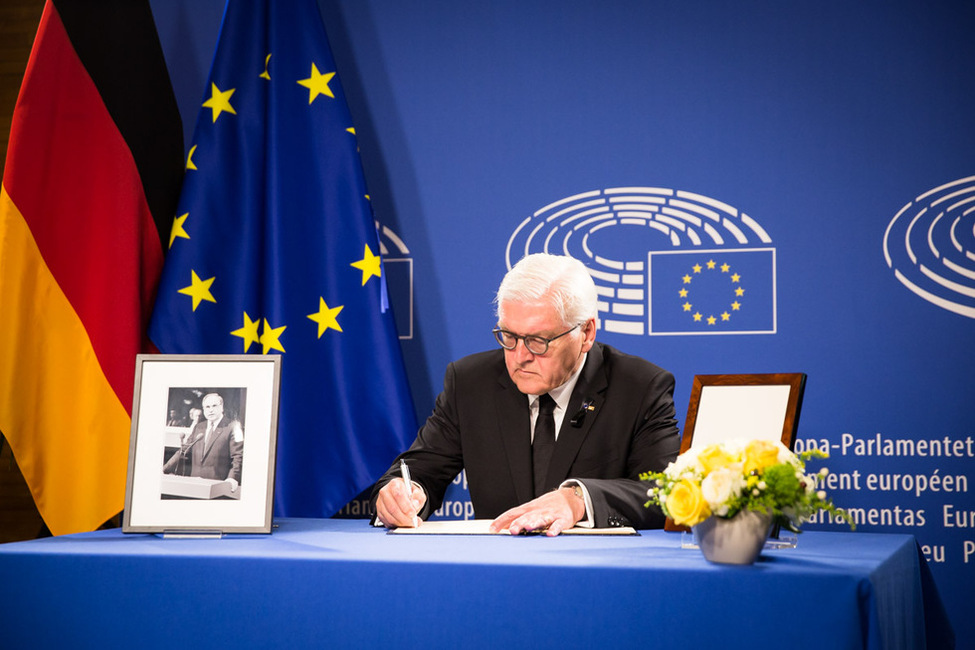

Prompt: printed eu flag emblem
[
  {"left": 648, "top": 249, "right": 776, "bottom": 334},
  {"left": 149, "top": 0, "right": 416, "bottom": 518}
]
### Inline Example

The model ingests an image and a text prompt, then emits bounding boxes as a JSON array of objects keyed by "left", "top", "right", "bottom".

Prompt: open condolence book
[{"left": 387, "top": 519, "right": 637, "bottom": 535}]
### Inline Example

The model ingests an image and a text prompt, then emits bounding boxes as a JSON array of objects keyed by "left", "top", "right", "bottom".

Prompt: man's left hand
[
  {"left": 489, "top": 487, "right": 586, "bottom": 536},
  {"left": 225, "top": 477, "right": 239, "bottom": 493}
]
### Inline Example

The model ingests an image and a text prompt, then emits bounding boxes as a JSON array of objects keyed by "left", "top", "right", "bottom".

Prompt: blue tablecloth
[{"left": 0, "top": 519, "right": 953, "bottom": 649}]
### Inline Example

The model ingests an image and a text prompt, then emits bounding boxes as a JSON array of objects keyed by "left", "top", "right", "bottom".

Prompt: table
[{"left": 0, "top": 519, "right": 953, "bottom": 649}]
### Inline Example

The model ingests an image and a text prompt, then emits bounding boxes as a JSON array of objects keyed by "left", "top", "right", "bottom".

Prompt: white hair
[{"left": 495, "top": 253, "right": 598, "bottom": 326}]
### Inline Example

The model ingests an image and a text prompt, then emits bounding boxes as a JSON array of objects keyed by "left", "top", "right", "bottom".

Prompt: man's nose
[{"left": 511, "top": 338, "right": 536, "bottom": 362}]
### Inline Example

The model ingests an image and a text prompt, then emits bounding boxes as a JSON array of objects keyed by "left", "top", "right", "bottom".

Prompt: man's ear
[{"left": 580, "top": 318, "right": 596, "bottom": 352}]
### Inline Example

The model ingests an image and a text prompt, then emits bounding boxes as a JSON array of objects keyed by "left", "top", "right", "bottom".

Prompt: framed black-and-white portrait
[{"left": 122, "top": 354, "right": 281, "bottom": 534}]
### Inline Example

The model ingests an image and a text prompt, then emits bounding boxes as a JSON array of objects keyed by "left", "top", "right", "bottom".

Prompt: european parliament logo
[
  {"left": 883, "top": 175, "right": 975, "bottom": 319},
  {"left": 377, "top": 221, "right": 415, "bottom": 340},
  {"left": 506, "top": 187, "right": 777, "bottom": 335}
]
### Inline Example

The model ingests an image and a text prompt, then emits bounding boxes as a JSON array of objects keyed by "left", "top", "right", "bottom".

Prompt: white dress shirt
[{"left": 527, "top": 353, "right": 594, "bottom": 527}]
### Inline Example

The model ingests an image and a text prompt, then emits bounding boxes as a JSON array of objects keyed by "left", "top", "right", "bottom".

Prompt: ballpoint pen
[{"left": 400, "top": 459, "right": 419, "bottom": 527}]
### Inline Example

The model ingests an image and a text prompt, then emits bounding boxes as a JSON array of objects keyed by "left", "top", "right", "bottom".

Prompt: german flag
[{"left": 0, "top": 0, "right": 183, "bottom": 535}]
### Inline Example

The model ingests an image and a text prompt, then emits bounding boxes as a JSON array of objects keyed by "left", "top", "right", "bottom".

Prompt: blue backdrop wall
[{"left": 151, "top": 1, "right": 974, "bottom": 644}]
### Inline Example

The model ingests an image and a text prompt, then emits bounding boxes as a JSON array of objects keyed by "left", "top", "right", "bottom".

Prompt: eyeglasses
[{"left": 492, "top": 325, "right": 579, "bottom": 355}]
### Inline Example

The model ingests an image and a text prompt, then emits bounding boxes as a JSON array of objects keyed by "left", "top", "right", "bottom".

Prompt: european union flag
[
  {"left": 648, "top": 248, "right": 776, "bottom": 334},
  {"left": 149, "top": 0, "right": 416, "bottom": 517}
]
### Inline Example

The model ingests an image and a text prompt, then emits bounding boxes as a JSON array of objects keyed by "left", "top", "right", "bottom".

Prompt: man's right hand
[{"left": 375, "top": 478, "right": 425, "bottom": 528}]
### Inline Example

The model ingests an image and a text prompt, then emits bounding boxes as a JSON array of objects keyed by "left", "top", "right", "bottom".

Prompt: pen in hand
[{"left": 399, "top": 459, "right": 419, "bottom": 527}]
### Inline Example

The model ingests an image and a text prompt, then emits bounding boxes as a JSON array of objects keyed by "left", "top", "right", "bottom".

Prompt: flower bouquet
[{"left": 643, "top": 438, "right": 853, "bottom": 563}]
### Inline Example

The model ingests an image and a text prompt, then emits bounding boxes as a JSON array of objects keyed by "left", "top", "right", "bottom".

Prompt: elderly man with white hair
[{"left": 373, "top": 253, "right": 680, "bottom": 535}]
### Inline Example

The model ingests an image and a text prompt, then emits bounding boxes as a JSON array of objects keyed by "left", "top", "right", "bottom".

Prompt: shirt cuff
[{"left": 559, "top": 479, "right": 594, "bottom": 528}]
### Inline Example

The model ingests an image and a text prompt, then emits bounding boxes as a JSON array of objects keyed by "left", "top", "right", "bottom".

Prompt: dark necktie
[{"left": 532, "top": 394, "right": 557, "bottom": 497}]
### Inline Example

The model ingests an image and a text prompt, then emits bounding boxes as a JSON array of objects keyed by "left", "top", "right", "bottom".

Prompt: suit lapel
[
  {"left": 545, "top": 343, "right": 608, "bottom": 488},
  {"left": 493, "top": 367, "right": 534, "bottom": 505},
  {"left": 190, "top": 424, "right": 206, "bottom": 455}
]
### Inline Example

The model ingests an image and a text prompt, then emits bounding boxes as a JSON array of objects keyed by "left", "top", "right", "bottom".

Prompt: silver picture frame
[{"left": 122, "top": 354, "right": 282, "bottom": 534}]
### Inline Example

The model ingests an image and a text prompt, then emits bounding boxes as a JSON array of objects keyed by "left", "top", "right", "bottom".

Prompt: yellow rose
[
  {"left": 697, "top": 444, "right": 736, "bottom": 475},
  {"left": 743, "top": 440, "right": 780, "bottom": 475},
  {"left": 666, "top": 479, "right": 712, "bottom": 527}
]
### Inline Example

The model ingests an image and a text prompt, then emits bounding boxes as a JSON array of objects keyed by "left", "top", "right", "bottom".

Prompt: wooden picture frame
[
  {"left": 122, "top": 354, "right": 282, "bottom": 535},
  {"left": 665, "top": 373, "right": 807, "bottom": 532}
]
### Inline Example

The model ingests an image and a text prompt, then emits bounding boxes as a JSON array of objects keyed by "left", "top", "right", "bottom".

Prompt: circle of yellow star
[
  {"left": 351, "top": 244, "right": 382, "bottom": 285},
  {"left": 677, "top": 259, "right": 749, "bottom": 327},
  {"left": 297, "top": 63, "right": 335, "bottom": 104},
  {"left": 185, "top": 145, "right": 198, "bottom": 170},
  {"left": 202, "top": 83, "right": 237, "bottom": 122},
  {"left": 308, "top": 298, "right": 344, "bottom": 338},
  {"left": 177, "top": 270, "right": 216, "bottom": 311},
  {"left": 231, "top": 312, "right": 262, "bottom": 352}
]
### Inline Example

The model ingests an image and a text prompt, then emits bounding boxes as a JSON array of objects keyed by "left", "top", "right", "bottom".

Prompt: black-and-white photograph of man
[{"left": 162, "top": 388, "right": 245, "bottom": 499}]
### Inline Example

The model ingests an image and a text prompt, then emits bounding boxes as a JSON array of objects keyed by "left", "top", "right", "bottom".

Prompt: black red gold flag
[{"left": 0, "top": 0, "right": 183, "bottom": 535}]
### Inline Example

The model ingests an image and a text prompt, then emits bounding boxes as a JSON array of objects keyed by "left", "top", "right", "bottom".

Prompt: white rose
[
  {"left": 700, "top": 467, "right": 743, "bottom": 516},
  {"left": 776, "top": 442, "right": 794, "bottom": 464},
  {"left": 666, "top": 452, "right": 698, "bottom": 478},
  {"left": 723, "top": 439, "right": 747, "bottom": 457}
]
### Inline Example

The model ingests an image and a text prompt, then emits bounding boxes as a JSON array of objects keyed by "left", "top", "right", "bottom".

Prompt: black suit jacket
[
  {"left": 163, "top": 416, "right": 243, "bottom": 483},
  {"left": 373, "top": 342, "right": 680, "bottom": 529}
]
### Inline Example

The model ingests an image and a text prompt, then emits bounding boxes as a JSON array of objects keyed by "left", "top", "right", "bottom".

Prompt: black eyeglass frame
[{"left": 492, "top": 324, "right": 579, "bottom": 355}]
